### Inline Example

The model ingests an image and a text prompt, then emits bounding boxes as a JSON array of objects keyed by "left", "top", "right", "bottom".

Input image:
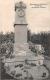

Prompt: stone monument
[
  {"left": 14, "top": 1, "right": 29, "bottom": 55},
  {"left": 2, "top": 1, "right": 49, "bottom": 80}
]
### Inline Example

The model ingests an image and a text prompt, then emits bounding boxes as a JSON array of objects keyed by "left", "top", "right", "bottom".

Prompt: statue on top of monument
[
  {"left": 15, "top": 1, "right": 26, "bottom": 17},
  {"left": 14, "top": 1, "right": 27, "bottom": 25}
]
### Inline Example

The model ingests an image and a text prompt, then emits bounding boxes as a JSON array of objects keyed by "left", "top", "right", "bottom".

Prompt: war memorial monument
[{"left": 2, "top": 1, "right": 49, "bottom": 80}]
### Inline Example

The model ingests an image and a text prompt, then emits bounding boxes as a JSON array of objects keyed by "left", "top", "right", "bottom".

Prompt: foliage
[
  {"left": 0, "top": 31, "right": 50, "bottom": 56},
  {"left": 28, "top": 30, "right": 50, "bottom": 56}
]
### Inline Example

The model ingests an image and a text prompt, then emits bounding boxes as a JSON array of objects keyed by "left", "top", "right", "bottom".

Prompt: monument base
[
  {"left": 14, "top": 43, "right": 34, "bottom": 56},
  {"left": 3, "top": 55, "right": 49, "bottom": 80}
]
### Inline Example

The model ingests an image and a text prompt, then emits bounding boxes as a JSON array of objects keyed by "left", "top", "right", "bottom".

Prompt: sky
[{"left": 0, "top": 0, "right": 50, "bottom": 34}]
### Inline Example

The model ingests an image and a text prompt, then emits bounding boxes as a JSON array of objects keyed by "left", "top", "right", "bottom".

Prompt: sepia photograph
[{"left": 0, "top": 0, "right": 50, "bottom": 80}]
